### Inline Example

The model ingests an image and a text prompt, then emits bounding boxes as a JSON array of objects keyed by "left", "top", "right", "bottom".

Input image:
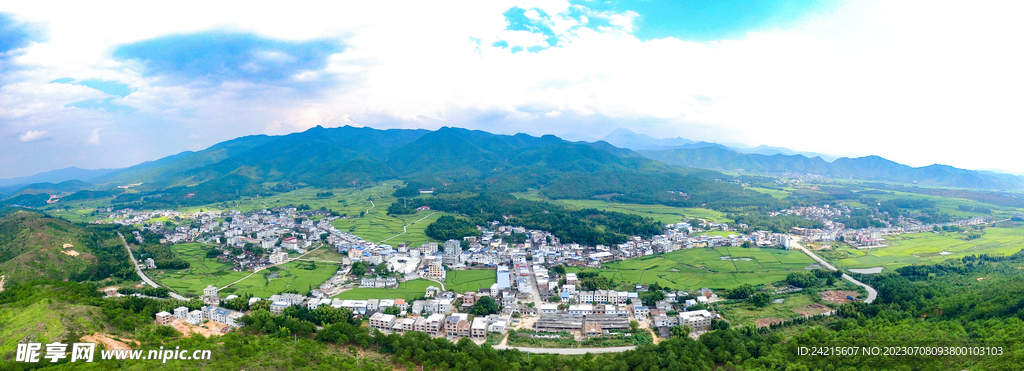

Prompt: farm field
[
  {"left": 332, "top": 279, "right": 436, "bottom": 302},
  {"left": 445, "top": 269, "right": 497, "bottom": 293},
  {"left": 694, "top": 230, "right": 740, "bottom": 238},
  {"left": 820, "top": 225, "right": 1024, "bottom": 270},
  {"left": 151, "top": 243, "right": 339, "bottom": 297},
  {"left": 513, "top": 190, "right": 731, "bottom": 224},
  {"left": 149, "top": 243, "right": 250, "bottom": 296},
  {"left": 745, "top": 187, "right": 791, "bottom": 199},
  {"left": 568, "top": 246, "right": 815, "bottom": 290},
  {"left": 187, "top": 181, "right": 448, "bottom": 246},
  {"left": 224, "top": 260, "right": 339, "bottom": 298}
]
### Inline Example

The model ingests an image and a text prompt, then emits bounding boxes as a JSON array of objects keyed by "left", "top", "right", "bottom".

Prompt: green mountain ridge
[{"left": 641, "top": 146, "right": 1024, "bottom": 190}]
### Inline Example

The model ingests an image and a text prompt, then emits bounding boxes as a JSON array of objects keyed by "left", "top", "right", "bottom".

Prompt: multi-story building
[
  {"left": 679, "top": 310, "right": 714, "bottom": 332},
  {"left": 424, "top": 314, "right": 446, "bottom": 335},
  {"left": 445, "top": 313, "right": 471, "bottom": 338},
  {"left": 155, "top": 311, "right": 173, "bottom": 325},
  {"left": 471, "top": 317, "right": 488, "bottom": 339},
  {"left": 369, "top": 312, "right": 397, "bottom": 332}
]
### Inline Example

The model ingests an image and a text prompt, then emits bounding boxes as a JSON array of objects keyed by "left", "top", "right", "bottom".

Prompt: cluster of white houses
[
  {"left": 368, "top": 312, "right": 507, "bottom": 340},
  {"left": 154, "top": 305, "right": 245, "bottom": 333}
]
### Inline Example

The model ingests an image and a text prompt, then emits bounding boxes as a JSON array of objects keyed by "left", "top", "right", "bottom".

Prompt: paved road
[
  {"left": 792, "top": 239, "right": 877, "bottom": 304},
  {"left": 117, "top": 232, "right": 188, "bottom": 301},
  {"left": 492, "top": 345, "right": 637, "bottom": 354}
]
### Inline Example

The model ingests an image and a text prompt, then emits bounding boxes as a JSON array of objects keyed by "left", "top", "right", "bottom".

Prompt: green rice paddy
[{"left": 568, "top": 246, "right": 815, "bottom": 290}]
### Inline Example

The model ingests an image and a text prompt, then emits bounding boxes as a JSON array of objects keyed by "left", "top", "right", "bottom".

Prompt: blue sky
[
  {"left": 572, "top": 0, "right": 832, "bottom": 41},
  {"left": 112, "top": 31, "right": 343, "bottom": 86},
  {"left": 1, "top": 1, "right": 1023, "bottom": 178}
]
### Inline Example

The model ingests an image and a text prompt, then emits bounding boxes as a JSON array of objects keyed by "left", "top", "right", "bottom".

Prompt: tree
[
  {"left": 741, "top": 240, "right": 753, "bottom": 248},
  {"left": 351, "top": 262, "right": 367, "bottom": 277},
  {"left": 374, "top": 263, "right": 391, "bottom": 277},
  {"left": 727, "top": 284, "right": 756, "bottom": 299},
  {"left": 750, "top": 292, "right": 770, "bottom": 307},
  {"left": 629, "top": 320, "right": 640, "bottom": 333},
  {"left": 470, "top": 296, "right": 500, "bottom": 316},
  {"left": 382, "top": 306, "right": 400, "bottom": 315},
  {"left": 549, "top": 265, "right": 566, "bottom": 276},
  {"left": 671, "top": 325, "right": 691, "bottom": 338}
]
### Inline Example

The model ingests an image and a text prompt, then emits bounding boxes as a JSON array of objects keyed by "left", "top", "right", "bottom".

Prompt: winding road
[
  {"left": 792, "top": 238, "right": 877, "bottom": 304},
  {"left": 117, "top": 232, "right": 188, "bottom": 301}
]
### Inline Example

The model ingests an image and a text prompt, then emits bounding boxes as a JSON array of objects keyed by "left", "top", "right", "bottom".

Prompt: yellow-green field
[
  {"left": 569, "top": 246, "right": 815, "bottom": 290},
  {"left": 821, "top": 225, "right": 1024, "bottom": 270},
  {"left": 446, "top": 269, "right": 497, "bottom": 293},
  {"left": 332, "top": 279, "right": 436, "bottom": 301},
  {"left": 513, "top": 190, "right": 731, "bottom": 224}
]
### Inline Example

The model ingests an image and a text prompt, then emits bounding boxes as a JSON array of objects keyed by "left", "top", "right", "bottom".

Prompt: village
[{"left": 92, "top": 201, "right": 993, "bottom": 344}]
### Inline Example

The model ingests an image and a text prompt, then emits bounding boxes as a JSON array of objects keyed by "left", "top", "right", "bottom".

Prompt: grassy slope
[
  {"left": 0, "top": 296, "right": 112, "bottom": 357},
  {"left": 0, "top": 211, "right": 113, "bottom": 284}
]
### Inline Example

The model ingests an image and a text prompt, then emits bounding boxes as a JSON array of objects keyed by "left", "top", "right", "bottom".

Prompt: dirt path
[
  {"left": 379, "top": 212, "right": 437, "bottom": 243},
  {"left": 220, "top": 244, "right": 324, "bottom": 290},
  {"left": 80, "top": 333, "right": 137, "bottom": 350}
]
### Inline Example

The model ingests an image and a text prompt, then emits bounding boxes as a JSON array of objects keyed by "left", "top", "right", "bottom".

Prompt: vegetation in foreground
[{"left": 4, "top": 248, "right": 1024, "bottom": 369}]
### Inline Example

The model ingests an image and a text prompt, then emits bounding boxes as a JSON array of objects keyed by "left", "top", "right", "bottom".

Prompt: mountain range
[
  {"left": 2, "top": 126, "right": 1023, "bottom": 204},
  {"left": 598, "top": 127, "right": 837, "bottom": 160},
  {"left": 638, "top": 145, "right": 1024, "bottom": 190}
]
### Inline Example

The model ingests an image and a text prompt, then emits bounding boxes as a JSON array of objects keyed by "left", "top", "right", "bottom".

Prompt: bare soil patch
[
  {"left": 820, "top": 290, "right": 859, "bottom": 304},
  {"left": 169, "top": 318, "right": 232, "bottom": 338},
  {"left": 80, "top": 333, "right": 137, "bottom": 350},
  {"left": 796, "top": 303, "right": 833, "bottom": 317},
  {"left": 756, "top": 318, "right": 787, "bottom": 328}
]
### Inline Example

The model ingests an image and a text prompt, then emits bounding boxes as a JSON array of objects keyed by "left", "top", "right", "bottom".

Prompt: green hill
[{"left": 0, "top": 210, "right": 133, "bottom": 285}]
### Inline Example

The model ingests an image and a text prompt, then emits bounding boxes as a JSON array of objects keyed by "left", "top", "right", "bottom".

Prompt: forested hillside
[
  {"left": 74, "top": 126, "right": 769, "bottom": 214},
  {"left": 0, "top": 209, "right": 134, "bottom": 285}
]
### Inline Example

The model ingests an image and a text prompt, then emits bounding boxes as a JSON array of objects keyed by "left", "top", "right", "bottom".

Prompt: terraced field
[{"left": 569, "top": 246, "right": 815, "bottom": 290}]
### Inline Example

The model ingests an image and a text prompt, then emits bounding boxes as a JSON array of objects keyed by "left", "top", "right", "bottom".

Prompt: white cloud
[
  {"left": 87, "top": 128, "right": 100, "bottom": 145},
  {"left": 19, "top": 130, "right": 49, "bottom": 142},
  {"left": 1, "top": 0, "right": 1024, "bottom": 176}
]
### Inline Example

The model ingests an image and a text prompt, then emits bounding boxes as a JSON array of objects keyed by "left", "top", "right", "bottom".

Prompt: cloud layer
[{"left": 1, "top": 1, "right": 1023, "bottom": 178}]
